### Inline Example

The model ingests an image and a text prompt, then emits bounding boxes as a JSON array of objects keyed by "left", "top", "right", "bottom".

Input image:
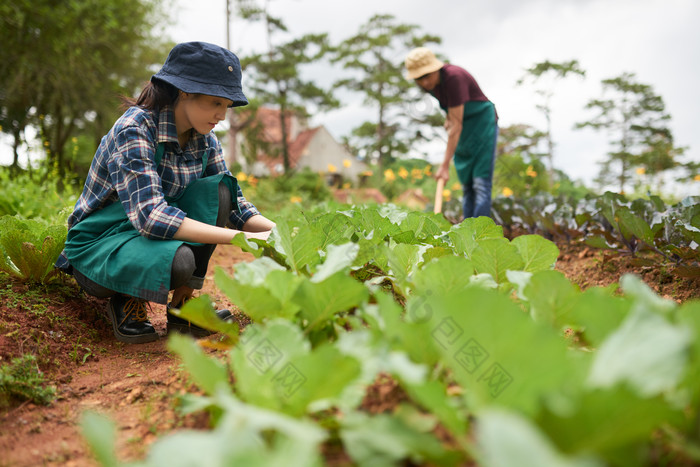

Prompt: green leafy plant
[
  {"left": 493, "top": 192, "right": 700, "bottom": 277},
  {"left": 79, "top": 204, "right": 700, "bottom": 466},
  {"left": 0, "top": 215, "right": 67, "bottom": 283},
  {"left": 0, "top": 165, "right": 78, "bottom": 223}
]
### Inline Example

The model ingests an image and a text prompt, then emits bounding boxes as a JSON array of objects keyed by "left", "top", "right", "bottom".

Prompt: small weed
[
  {"left": 69, "top": 337, "right": 94, "bottom": 365},
  {"left": 0, "top": 354, "right": 56, "bottom": 408}
]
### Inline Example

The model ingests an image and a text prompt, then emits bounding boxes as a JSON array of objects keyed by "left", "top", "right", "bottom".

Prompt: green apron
[
  {"left": 453, "top": 101, "right": 497, "bottom": 186},
  {"left": 63, "top": 143, "right": 238, "bottom": 304}
]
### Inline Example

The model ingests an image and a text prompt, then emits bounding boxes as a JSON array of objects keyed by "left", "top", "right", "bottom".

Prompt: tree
[
  {"left": 516, "top": 60, "right": 586, "bottom": 186},
  {"left": 575, "top": 72, "right": 681, "bottom": 194},
  {"left": 332, "top": 14, "right": 441, "bottom": 167},
  {"left": 0, "top": 0, "right": 170, "bottom": 176},
  {"left": 235, "top": 0, "right": 339, "bottom": 174}
]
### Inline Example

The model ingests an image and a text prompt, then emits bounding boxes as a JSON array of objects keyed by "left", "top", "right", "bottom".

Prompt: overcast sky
[
  {"left": 163, "top": 0, "right": 699, "bottom": 194},
  {"left": 3, "top": 0, "right": 696, "bottom": 195}
]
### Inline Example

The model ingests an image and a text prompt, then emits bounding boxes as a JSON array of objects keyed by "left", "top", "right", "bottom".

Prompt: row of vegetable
[
  {"left": 492, "top": 192, "right": 700, "bottom": 277},
  {"left": 76, "top": 204, "right": 700, "bottom": 466}
]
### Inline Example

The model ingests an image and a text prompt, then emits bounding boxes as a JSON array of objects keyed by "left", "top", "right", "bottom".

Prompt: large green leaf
[
  {"left": 537, "top": 387, "right": 678, "bottom": 459},
  {"left": 270, "top": 218, "right": 322, "bottom": 274},
  {"left": 523, "top": 270, "right": 579, "bottom": 325},
  {"left": 566, "top": 288, "right": 630, "bottom": 347},
  {"left": 142, "top": 390, "right": 326, "bottom": 467},
  {"left": 173, "top": 295, "right": 240, "bottom": 340},
  {"left": 471, "top": 238, "right": 525, "bottom": 284},
  {"left": 340, "top": 410, "right": 460, "bottom": 467},
  {"left": 423, "top": 288, "right": 589, "bottom": 415},
  {"left": 215, "top": 267, "right": 302, "bottom": 322},
  {"left": 384, "top": 242, "right": 429, "bottom": 294},
  {"left": 80, "top": 412, "right": 118, "bottom": 467},
  {"left": 410, "top": 254, "right": 475, "bottom": 297},
  {"left": 230, "top": 320, "right": 361, "bottom": 416},
  {"left": 511, "top": 234, "right": 560, "bottom": 273},
  {"left": 167, "top": 333, "right": 231, "bottom": 396},
  {"left": 448, "top": 216, "right": 503, "bottom": 258},
  {"left": 587, "top": 306, "right": 691, "bottom": 396},
  {"left": 365, "top": 291, "right": 443, "bottom": 368},
  {"left": 476, "top": 409, "right": 603, "bottom": 467},
  {"left": 401, "top": 378, "right": 469, "bottom": 440},
  {"left": 311, "top": 242, "right": 358, "bottom": 283},
  {"left": 294, "top": 271, "right": 369, "bottom": 332},
  {"left": 617, "top": 207, "right": 655, "bottom": 246}
]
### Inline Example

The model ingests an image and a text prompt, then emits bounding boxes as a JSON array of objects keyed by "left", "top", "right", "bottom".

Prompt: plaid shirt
[{"left": 56, "top": 105, "right": 259, "bottom": 270}]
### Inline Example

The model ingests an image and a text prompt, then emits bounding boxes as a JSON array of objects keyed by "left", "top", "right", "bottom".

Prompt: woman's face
[{"left": 176, "top": 94, "right": 233, "bottom": 135}]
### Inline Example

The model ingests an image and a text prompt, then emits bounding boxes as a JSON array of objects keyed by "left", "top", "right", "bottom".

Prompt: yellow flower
[
  {"left": 343, "top": 159, "right": 352, "bottom": 168},
  {"left": 502, "top": 187, "right": 514, "bottom": 197},
  {"left": 361, "top": 170, "right": 373, "bottom": 177},
  {"left": 451, "top": 182, "right": 461, "bottom": 191},
  {"left": 384, "top": 169, "right": 396, "bottom": 182},
  {"left": 442, "top": 189, "right": 451, "bottom": 201},
  {"left": 71, "top": 137, "right": 78, "bottom": 144},
  {"left": 411, "top": 168, "right": 423, "bottom": 180},
  {"left": 43, "top": 141, "right": 49, "bottom": 147},
  {"left": 423, "top": 165, "right": 433, "bottom": 176},
  {"left": 525, "top": 165, "right": 537, "bottom": 177},
  {"left": 290, "top": 196, "right": 302, "bottom": 204},
  {"left": 342, "top": 182, "right": 351, "bottom": 189},
  {"left": 248, "top": 175, "right": 258, "bottom": 187},
  {"left": 398, "top": 167, "right": 409, "bottom": 179},
  {"left": 236, "top": 171, "right": 248, "bottom": 182},
  {"left": 636, "top": 167, "right": 646, "bottom": 175},
  {"left": 694, "top": 174, "right": 700, "bottom": 182},
  {"left": 327, "top": 164, "right": 337, "bottom": 173}
]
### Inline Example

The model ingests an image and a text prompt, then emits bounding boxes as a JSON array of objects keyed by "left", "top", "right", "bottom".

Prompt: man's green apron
[
  {"left": 63, "top": 143, "right": 238, "bottom": 304},
  {"left": 453, "top": 101, "right": 497, "bottom": 187}
]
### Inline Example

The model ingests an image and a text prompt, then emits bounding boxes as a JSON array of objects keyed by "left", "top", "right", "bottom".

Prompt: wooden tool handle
[{"left": 434, "top": 178, "right": 445, "bottom": 214}]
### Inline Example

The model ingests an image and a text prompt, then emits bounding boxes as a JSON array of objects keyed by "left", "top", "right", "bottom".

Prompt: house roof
[
  {"left": 252, "top": 107, "right": 321, "bottom": 174},
  {"left": 255, "top": 107, "right": 299, "bottom": 144}
]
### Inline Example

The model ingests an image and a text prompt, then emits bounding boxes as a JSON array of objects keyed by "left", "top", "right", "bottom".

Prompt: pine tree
[{"left": 576, "top": 72, "right": 681, "bottom": 194}]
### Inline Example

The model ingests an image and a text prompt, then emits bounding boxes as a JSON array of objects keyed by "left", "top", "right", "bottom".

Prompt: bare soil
[{"left": 0, "top": 240, "right": 698, "bottom": 466}]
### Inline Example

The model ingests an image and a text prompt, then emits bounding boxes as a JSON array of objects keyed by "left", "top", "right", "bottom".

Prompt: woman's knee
[{"left": 170, "top": 245, "right": 196, "bottom": 289}]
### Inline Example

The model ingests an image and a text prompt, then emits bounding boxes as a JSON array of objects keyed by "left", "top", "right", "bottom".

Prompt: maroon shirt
[{"left": 430, "top": 63, "right": 490, "bottom": 112}]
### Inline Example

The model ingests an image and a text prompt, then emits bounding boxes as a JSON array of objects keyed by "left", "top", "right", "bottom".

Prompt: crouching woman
[{"left": 55, "top": 42, "right": 274, "bottom": 344}]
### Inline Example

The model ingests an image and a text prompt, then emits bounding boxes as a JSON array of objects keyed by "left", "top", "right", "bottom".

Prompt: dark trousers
[{"left": 73, "top": 182, "right": 232, "bottom": 300}]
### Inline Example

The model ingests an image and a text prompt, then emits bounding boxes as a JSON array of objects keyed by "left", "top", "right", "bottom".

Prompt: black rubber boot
[
  {"left": 106, "top": 294, "right": 158, "bottom": 344},
  {"left": 166, "top": 300, "right": 232, "bottom": 338}
]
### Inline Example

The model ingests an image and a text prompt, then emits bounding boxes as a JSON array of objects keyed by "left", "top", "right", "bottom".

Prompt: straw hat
[{"left": 405, "top": 47, "right": 444, "bottom": 79}]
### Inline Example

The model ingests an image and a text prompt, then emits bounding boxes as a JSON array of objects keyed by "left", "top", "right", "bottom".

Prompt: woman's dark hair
[{"left": 120, "top": 79, "right": 180, "bottom": 112}]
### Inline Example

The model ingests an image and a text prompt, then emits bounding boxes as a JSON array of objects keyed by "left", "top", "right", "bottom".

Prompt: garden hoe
[{"left": 433, "top": 178, "right": 445, "bottom": 214}]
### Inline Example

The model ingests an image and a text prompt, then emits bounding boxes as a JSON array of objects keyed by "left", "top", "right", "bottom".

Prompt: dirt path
[
  {"left": 0, "top": 241, "right": 697, "bottom": 466},
  {"left": 0, "top": 245, "right": 254, "bottom": 466}
]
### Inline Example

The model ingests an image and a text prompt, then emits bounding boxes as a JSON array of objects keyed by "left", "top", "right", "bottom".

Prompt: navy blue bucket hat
[{"left": 152, "top": 42, "right": 248, "bottom": 107}]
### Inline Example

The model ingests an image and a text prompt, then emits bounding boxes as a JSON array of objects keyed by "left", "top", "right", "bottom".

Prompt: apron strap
[
  {"left": 154, "top": 142, "right": 209, "bottom": 177},
  {"left": 154, "top": 142, "right": 165, "bottom": 166}
]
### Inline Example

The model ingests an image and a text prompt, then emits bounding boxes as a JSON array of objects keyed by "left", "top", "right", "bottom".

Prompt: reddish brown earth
[{"left": 0, "top": 240, "right": 698, "bottom": 466}]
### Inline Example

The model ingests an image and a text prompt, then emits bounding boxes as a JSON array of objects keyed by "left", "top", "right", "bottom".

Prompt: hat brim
[
  {"left": 152, "top": 73, "right": 248, "bottom": 107},
  {"left": 405, "top": 60, "right": 444, "bottom": 80}
]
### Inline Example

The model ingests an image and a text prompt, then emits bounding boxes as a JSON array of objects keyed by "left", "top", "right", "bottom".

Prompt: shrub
[{"left": 0, "top": 216, "right": 67, "bottom": 283}]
